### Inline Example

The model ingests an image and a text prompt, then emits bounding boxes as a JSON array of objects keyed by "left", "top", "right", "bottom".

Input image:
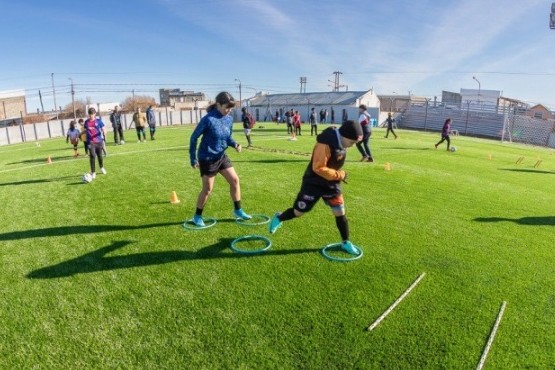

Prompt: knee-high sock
[{"left": 335, "top": 215, "right": 349, "bottom": 241}]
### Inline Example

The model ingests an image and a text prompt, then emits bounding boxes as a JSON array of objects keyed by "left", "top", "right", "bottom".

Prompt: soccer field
[{"left": 0, "top": 124, "right": 554, "bottom": 369}]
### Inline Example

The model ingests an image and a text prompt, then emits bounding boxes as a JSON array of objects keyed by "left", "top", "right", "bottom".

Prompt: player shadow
[
  {"left": 0, "top": 176, "right": 75, "bottom": 187},
  {"left": 0, "top": 222, "right": 182, "bottom": 241},
  {"left": 473, "top": 216, "right": 555, "bottom": 226},
  {"left": 381, "top": 147, "right": 431, "bottom": 151},
  {"left": 26, "top": 238, "right": 321, "bottom": 279},
  {"left": 233, "top": 159, "right": 307, "bottom": 164},
  {"left": 499, "top": 168, "right": 554, "bottom": 175}
]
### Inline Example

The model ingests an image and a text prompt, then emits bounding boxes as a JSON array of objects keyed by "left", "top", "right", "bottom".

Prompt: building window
[{"left": 534, "top": 112, "right": 543, "bottom": 119}]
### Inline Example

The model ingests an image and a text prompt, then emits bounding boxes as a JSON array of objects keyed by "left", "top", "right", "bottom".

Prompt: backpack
[{"left": 247, "top": 113, "right": 256, "bottom": 128}]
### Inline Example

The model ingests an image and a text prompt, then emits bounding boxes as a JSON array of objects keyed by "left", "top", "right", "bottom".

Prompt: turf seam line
[
  {"left": 476, "top": 301, "right": 507, "bottom": 370},
  {"left": 367, "top": 272, "right": 426, "bottom": 331}
]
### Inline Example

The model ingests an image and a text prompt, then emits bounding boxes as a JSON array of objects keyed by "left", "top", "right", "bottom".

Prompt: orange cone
[
  {"left": 47, "top": 155, "right": 52, "bottom": 164},
  {"left": 170, "top": 191, "right": 180, "bottom": 204}
]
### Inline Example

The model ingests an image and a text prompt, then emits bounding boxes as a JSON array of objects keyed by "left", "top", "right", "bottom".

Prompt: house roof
[
  {"left": 529, "top": 103, "right": 551, "bottom": 111},
  {"left": 248, "top": 91, "right": 370, "bottom": 106}
]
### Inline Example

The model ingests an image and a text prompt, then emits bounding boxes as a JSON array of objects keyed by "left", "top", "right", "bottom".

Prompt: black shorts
[
  {"left": 293, "top": 183, "right": 344, "bottom": 213},
  {"left": 199, "top": 154, "right": 233, "bottom": 177}
]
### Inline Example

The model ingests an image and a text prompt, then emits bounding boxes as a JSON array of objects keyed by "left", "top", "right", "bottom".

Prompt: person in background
[
  {"left": 132, "top": 107, "right": 147, "bottom": 143},
  {"left": 435, "top": 118, "right": 452, "bottom": 150},
  {"left": 309, "top": 107, "right": 318, "bottom": 136},
  {"left": 146, "top": 105, "right": 157, "bottom": 140},
  {"left": 269, "top": 120, "right": 364, "bottom": 255},
  {"left": 293, "top": 110, "right": 302, "bottom": 136},
  {"left": 188, "top": 92, "right": 251, "bottom": 227},
  {"left": 83, "top": 107, "right": 107, "bottom": 179},
  {"left": 384, "top": 112, "right": 398, "bottom": 139},
  {"left": 355, "top": 104, "right": 373, "bottom": 162},
  {"left": 241, "top": 107, "right": 253, "bottom": 147},
  {"left": 65, "top": 121, "right": 81, "bottom": 158},
  {"left": 109, "top": 105, "right": 125, "bottom": 145}
]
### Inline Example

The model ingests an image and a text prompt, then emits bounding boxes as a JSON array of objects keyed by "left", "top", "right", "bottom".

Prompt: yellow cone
[
  {"left": 47, "top": 155, "right": 52, "bottom": 164},
  {"left": 170, "top": 191, "right": 180, "bottom": 204},
  {"left": 384, "top": 162, "right": 391, "bottom": 171}
]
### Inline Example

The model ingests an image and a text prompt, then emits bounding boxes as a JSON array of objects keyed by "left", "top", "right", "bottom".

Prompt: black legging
[
  {"left": 356, "top": 130, "right": 372, "bottom": 159},
  {"left": 385, "top": 126, "right": 397, "bottom": 138},
  {"left": 436, "top": 135, "right": 451, "bottom": 149},
  {"left": 88, "top": 142, "right": 104, "bottom": 173}
]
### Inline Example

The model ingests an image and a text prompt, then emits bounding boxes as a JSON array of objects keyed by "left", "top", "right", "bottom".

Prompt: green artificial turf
[{"left": 0, "top": 123, "right": 554, "bottom": 369}]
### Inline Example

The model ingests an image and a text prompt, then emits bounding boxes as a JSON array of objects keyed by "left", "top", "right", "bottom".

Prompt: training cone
[
  {"left": 488, "top": 153, "right": 492, "bottom": 160},
  {"left": 47, "top": 155, "right": 52, "bottom": 164},
  {"left": 384, "top": 162, "right": 391, "bottom": 171},
  {"left": 170, "top": 191, "right": 180, "bottom": 204}
]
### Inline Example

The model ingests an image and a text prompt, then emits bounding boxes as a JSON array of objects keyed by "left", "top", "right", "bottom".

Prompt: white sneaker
[
  {"left": 137, "top": 140, "right": 141, "bottom": 143},
  {"left": 120, "top": 140, "right": 125, "bottom": 145},
  {"left": 91, "top": 172, "right": 96, "bottom": 179},
  {"left": 100, "top": 167, "right": 107, "bottom": 175}
]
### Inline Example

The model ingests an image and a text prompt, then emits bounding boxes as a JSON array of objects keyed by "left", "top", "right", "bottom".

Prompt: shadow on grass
[
  {"left": 233, "top": 159, "right": 307, "bottom": 164},
  {"left": 474, "top": 216, "right": 555, "bottom": 226},
  {"left": 499, "top": 168, "right": 554, "bottom": 175},
  {"left": 0, "top": 222, "right": 182, "bottom": 241},
  {"left": 0, "top": 176, "right": 75, "bottom": 187},
  {"left": 7, "top": 155, "right": 74, "bottom": 165},
  {"left": 26, "top": 239, "right": 321, "bottom": 278},
  {"left": 381, "top": 147, "right": 431, "bottom": 151}
]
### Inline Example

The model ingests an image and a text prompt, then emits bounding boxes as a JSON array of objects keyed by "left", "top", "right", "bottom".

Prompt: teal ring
[
  {"left": 230, "top": 235, "right": 272, "bottom": 254},
  {"left": 321, "top": 243, "right": 363, "bottom": 262},
  {"left": 235, "top": 214, "right": 271, "bottom": 226}
]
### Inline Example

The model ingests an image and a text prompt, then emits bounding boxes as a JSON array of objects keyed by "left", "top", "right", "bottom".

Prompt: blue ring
[
  {"left": 235, "top": 214, "right": 271, "bottom": 226},
  {"left": 230, "top": 235, "right": 272, "bottom": 254},
  {"left": 321, "top": 243, "right": 363, "bottom": 262},
  {"left": 182, "top": 217, "right": 217, "bottom": 230}
]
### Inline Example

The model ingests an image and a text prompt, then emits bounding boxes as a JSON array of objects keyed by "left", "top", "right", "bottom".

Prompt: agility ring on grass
[
  {"left": 230, "top": 235, "right": 272, "bottom": 254},
  {"left": 235, "top": 214, "right": 271, "bottom": 226},
  {"left": 321, "top": 243, "right": 363, "bottom": 262},
  {"left": 182, "top": 217, "right": 217, "bottom": 230}
]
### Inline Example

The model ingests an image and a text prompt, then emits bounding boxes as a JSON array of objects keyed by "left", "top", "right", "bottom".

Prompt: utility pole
[
  {"left": 234, "top": 78, "right": 242, "bottom": 107},
  {"left": 299, "top": 77, "right": 307, "bottom": 93},
  {"left": 51, "top": 73, "right": 58, "bottom": 119},
  {"left": 38, "top": 90, "right": 44, "bottom": 113},
  {"left": 69, "top": 78, "right": 76, "bottom": 122}
]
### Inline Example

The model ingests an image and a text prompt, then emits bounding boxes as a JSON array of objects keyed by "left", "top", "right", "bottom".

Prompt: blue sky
[{"left": 1, "top": 0, "right": 554, "bottom": 112}]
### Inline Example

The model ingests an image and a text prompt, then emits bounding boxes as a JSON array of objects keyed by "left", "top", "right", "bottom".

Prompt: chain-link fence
[{"left": 397, "top": 102, "right": 555, "bottom": 148}]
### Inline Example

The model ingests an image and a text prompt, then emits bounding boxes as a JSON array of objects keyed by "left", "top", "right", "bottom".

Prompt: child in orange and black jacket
[{"left": 269, "top": 120, "right": 364, "bottom": 255}]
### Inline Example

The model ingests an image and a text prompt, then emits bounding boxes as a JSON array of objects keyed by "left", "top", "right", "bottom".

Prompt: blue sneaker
[
  {"left": 233, "top": 208, "right": 252, "bottom": 220},
  {"left": 269, "top": 212, "right": 282, "bottom": 234},
  {"left": 341, "top": 240, "right": 361, "bottom": 255},
  {"left": 192, "top": 215, "right": 205, "bottom": 227}
]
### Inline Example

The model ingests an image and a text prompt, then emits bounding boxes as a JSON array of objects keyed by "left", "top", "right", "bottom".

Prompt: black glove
[{"left": 342, "top": 172, "right": 348, "bottom": 184}]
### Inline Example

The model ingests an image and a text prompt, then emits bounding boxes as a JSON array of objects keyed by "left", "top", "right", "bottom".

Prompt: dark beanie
[{"left": 338, "top": 120, "right": 363, "bottom": 140}]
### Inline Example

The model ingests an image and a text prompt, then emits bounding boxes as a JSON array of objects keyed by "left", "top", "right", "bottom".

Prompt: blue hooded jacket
[{"left": 189, "top": 108, "right": 237, "bottom": 166}]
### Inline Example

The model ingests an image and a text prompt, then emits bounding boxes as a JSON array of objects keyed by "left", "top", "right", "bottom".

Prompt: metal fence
[
  {"left": 397, "top": 102, "right": 555, "bottom": 148},
  {"left": 0, "top": 109, "right": 206, "bottom": 146}
]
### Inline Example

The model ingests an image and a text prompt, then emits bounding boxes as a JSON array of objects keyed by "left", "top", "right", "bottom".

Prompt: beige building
[{"left": 0, "top": 90, "right": 26, "bottom": 120}]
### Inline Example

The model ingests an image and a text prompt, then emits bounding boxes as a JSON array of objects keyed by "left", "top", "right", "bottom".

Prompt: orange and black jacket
[{"left": 302, "top": 126, "right": 347, "bottom": 188}]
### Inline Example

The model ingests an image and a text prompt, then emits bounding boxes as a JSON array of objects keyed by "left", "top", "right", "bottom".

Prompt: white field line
[
  {"left": 0, "top": 135, "right": 292, "bottom": 174},
  {"left": 367, "top": 272, "right": 426, "bottom": 331},
  {"left": 476, "top": 301, "right": 507, "bottom": 370}
]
